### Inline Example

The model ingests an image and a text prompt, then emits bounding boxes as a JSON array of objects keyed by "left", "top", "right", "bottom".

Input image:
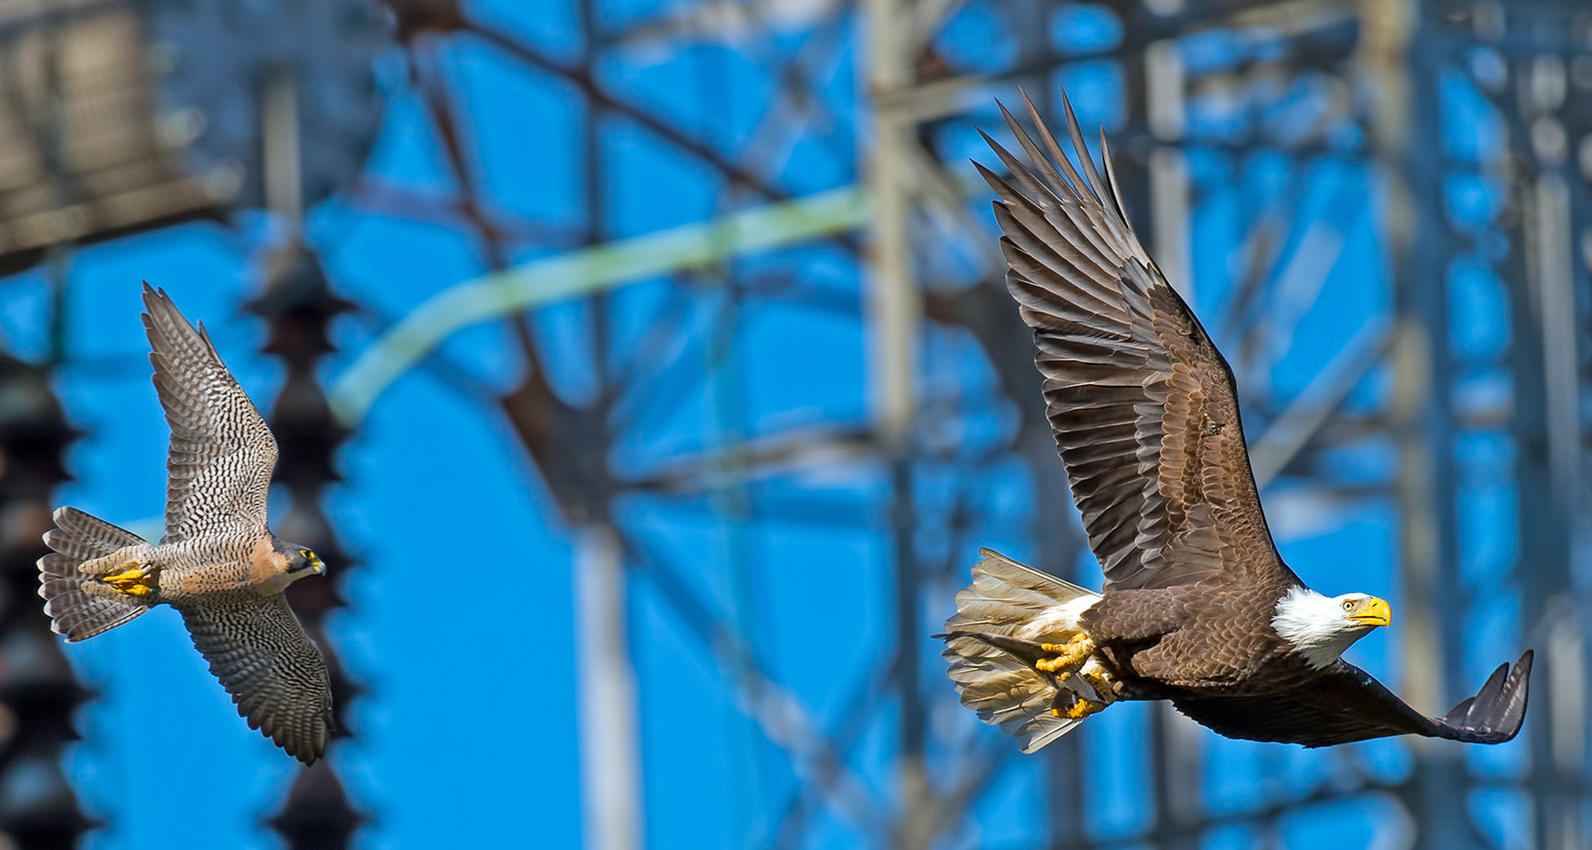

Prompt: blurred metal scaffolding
[
  {"left": 0, "top": 0, "right": 384, "bottom": 846},
  {"left": 12, "top": 0, "right": 1591, "bottom": 847},
  {"left": 351, "top": 0, "right": 1592, "bottom": 847}
]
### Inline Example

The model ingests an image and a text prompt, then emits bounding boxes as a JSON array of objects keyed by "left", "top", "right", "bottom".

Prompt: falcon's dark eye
[
  {"left": 1342, "top": 599, "right": 1355, "bottom": 612},
  {"left": 300, "top": 549, "right": 313, "bottom": 559}
]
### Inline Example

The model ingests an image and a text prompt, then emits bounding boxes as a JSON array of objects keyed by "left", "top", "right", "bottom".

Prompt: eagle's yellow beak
[{"left": 1349, "top": 597, "right": 1391, "bottom": 627}]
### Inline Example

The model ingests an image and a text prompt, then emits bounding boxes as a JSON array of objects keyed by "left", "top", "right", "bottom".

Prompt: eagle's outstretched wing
[
  {"left": 142, "top": 283, "right": 278, "bottom": 543},
  {"left": 1169, "top": 651, "right": 1533, "bottom": 747},
  {"left": 979, "top": 91, "right": 1293, "bottom": 593}
]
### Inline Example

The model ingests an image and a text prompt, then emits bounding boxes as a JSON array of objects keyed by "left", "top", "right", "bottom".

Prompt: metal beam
[
  {"left": 862, "top": 1, "right": 932, "bottom": 846},
  {"left": 328, "top": 185, "right": 868, "bottom": 424},
  {"left": 1362, "top": 2, "right": 1469, "bottom": 847},
  {"left": 574, "top": 524, "right": 642, "bottom": 850}
]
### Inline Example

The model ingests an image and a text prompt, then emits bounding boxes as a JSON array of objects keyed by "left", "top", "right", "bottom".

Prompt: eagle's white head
[{"left": 1272, "top": 586, "right": 1391, "bottom": 669}]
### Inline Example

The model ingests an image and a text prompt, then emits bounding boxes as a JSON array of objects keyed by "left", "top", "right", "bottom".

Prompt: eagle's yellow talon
[
  {"left": 1082, "top": 670, "right": 1114, "bottom": 697},
  {"left": 100, "top": 565, "right": 155, "bottom": 597},
  {"left": 1065, "top": 698, "right": 1107, "bottom": 720},
  {"left": 1035, "top": 634, "right": 1096, "bottom": 678}
]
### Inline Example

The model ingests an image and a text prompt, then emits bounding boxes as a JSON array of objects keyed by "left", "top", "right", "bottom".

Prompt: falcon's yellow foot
[{"left": 100, "top": 565, "right": 155, "bottom": 597}]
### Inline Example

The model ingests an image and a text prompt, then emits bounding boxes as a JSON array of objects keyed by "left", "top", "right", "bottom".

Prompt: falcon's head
[
  {"left": 280, "top": 542, "right": 326, "bottom": 578},
  {"left": 1272, "top": 586, "right": 1391, "bottom": 669}
]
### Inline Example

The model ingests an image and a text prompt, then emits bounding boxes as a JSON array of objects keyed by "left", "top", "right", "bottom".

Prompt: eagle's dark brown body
[
  {"left": 1083, "top": 578, "right": 1308, "bottom": 696},
  {"left": 939, "top": 89, "right": 1533, "bottom": 753}
]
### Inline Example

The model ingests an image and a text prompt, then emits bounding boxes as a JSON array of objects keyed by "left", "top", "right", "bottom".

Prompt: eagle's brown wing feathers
[
  {"left": 142, "top": 283, "right": 278, "bottom": 543},
  {"left": 1169, "top": 651, "right": 1533, "bottom": 747},
  {"left": 980, "top": 91, "right": 1290, "bottom": 592}
]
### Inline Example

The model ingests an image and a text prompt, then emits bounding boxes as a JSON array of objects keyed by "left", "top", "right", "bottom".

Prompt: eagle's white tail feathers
[
  {"left": 942, "top": 548, "right": 1103, "bottom": 753},
  {"left": 37, "top": 507, "right": 150, "bottom": 643}
]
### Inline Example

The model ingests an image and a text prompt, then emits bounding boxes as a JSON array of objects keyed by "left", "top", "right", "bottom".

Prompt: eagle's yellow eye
[{"left": 1341, "top": 599, "right": 1355, "bottom": 611}]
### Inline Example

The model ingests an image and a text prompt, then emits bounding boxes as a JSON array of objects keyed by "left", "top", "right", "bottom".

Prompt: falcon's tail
[
  {"left": 939, "top": 548, "right": 1108, "bottom": 753},
  {"left": 37, "top": 507, "right": 151, "bottom": 642}
]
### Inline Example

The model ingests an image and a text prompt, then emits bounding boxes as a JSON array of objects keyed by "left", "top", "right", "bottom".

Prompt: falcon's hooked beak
[
  {"left": 293, "top": 548, "right": 325, "bottom": 576},
  {"left": 1348, "top": 597, "right": 1391, "bottom": 628}
]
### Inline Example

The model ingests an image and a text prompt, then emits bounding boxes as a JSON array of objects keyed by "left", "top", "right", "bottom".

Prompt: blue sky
[{"left": 1, "top": 2, "right": 1539, "bottom": 848}]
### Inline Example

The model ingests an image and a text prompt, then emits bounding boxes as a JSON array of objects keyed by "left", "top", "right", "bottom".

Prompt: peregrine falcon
[{"left": 37, "top": 284, "right": 333, "bottom": 765}]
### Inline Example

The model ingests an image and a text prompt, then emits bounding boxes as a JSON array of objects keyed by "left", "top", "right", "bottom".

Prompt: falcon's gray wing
[
  {"left": 177, "top": 592, "right": 333, "bottom": 765},
  {"left": 142, "top": 284, "right": 277, "bottom": 542}
]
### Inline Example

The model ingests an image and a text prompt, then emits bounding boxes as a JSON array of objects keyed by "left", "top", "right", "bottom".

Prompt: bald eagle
[{"left": 940, "top": 90, "right": 1532, "bottom": 753}]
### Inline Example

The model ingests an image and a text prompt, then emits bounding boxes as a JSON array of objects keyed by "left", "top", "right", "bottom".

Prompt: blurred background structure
[{"left": 0, "top": 0, "right": 1584, "bottom": 848}]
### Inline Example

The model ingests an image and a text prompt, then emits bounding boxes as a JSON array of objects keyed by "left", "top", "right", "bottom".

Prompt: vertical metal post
[
  {"left": 262, "top": 69, "right": 303, "bottom": 235},
  {"left": 1529, "top": 174, "right": 1583, "bottom": 529},
  {"left": 41, "top": 16, "right": 73, "bottom": 367},
  {"left": 863, "top": 0, "right": 921, "bottom": 451},
  {"left": 575, "top": 523, "right": 642, "bottom": 850},
  {"left": 863, "top": 0, "right": 928, "bottom": 845},
  {"left": 255, "top": 64, "right": 366, "bottom": 848},
  {"left": 1364, "top": 2, "right": 1467, "bottom": 846},
  {"left": 580, "top": 2, "right": 639, "bottom": 844},
  {"left": 982, "top": 9, "right": 1093, "bottom": 841},
  {"left": 1516, "top": 78, "right": 1582, "bottom": 846},
  {"left": 1143, "top": 35, "right": 1201, "bottom": 847},
  {"left": 1146, "top": 38, "right": 1191, "bottom": 300}
]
